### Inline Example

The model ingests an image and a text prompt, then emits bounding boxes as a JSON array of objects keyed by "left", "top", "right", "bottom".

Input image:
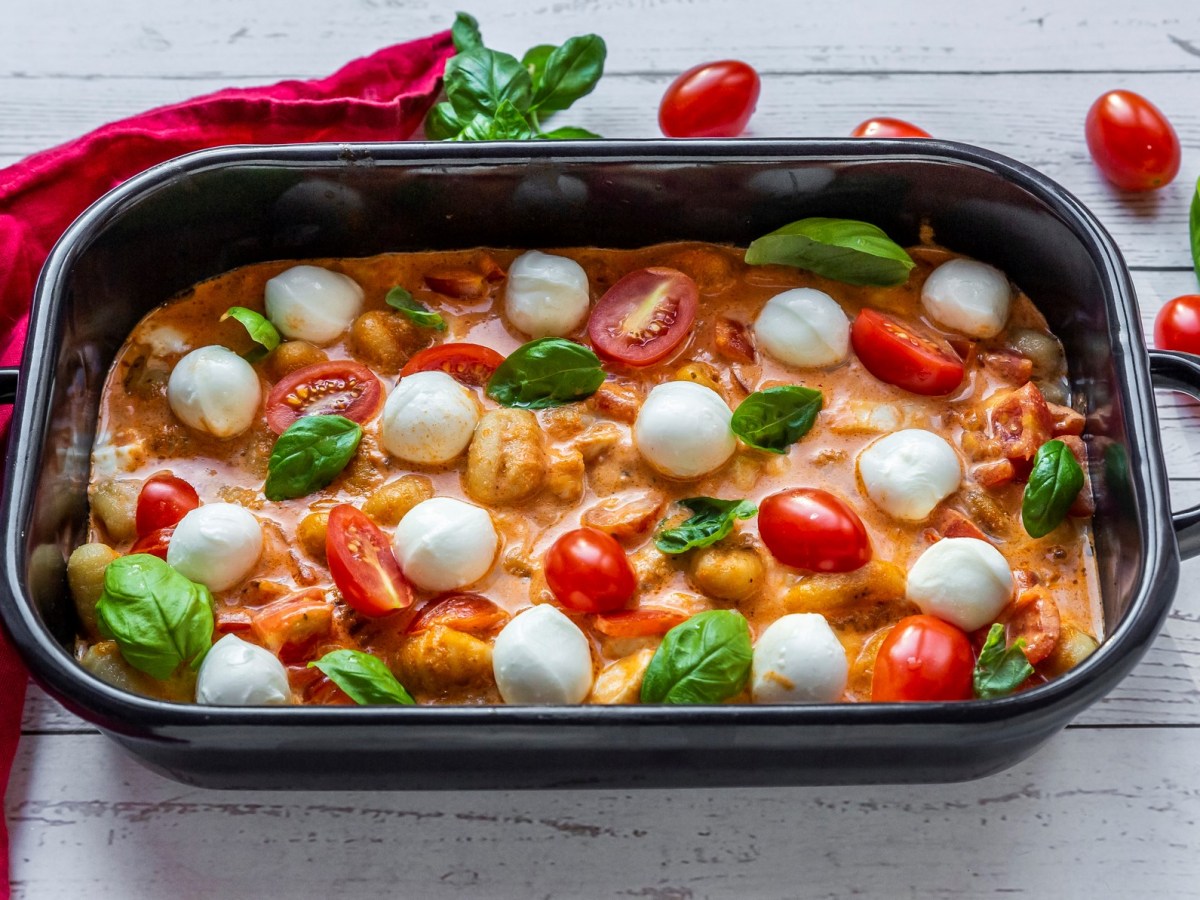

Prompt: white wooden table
[{"left": 5, "top": 1, "right": 1200, "bottom": 896}]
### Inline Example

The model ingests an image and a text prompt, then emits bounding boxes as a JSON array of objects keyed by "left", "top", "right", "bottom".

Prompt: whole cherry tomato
[
  {"left": 325, "top": 504, "right": 414, "bottom": 618},
  {"left": 1154, "top": 295, "right": 1200, "bottom": 354},
  {"left": 758, "top": 488, "right": 872, "bottom": 573},
  {"left": 544, "top": 527, "right": 637, "bottom": 613},
  {"left": 265, "top": 360, "right": 383, "bottom": 435},
  {"left": 135, "top": 473, "right": 199, "bottom": 536},
  {"left": 850, "top": 117, "right": 931, "bottom": 139},
  {"left": 851, "top": 308, "right": 965, "bottom": 395},
  {"left": 400, "top": 342, "right": 506, "bottom": 386},
  {"left": 871, "top": 615, "right": 975, "bottom": 702},
  {"left": 587, "top": 267, "right": 698, "bottom": 366},
  {"left": 1085, "top": 90, "right": 1181, "bottom": 191},
  {"left": 659, "top": 60, "right": 761, "bottom": 138}
]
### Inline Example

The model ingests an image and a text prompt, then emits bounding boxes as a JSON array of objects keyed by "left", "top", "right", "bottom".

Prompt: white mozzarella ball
[
  {"left": 634, "top": 381, "right": 736, "bottom": 479},
  {"left": 392, "top": 497, "right": 498, "bottom": 592},
  {"left": 167, "top": 345, "right": 261, "bottom": 438},
  {"left": 907, "top": 538, "right": 1015, "bottom": 631},
  {"left": 858, "top": 429, "right": 961, "bottom": 521},
  {"left": 921, "top": 258, "right": 1012, "bottom": 339},
  {"left": 263, "top": 265, "right": 364, "bottom": 344},
  {"left": 166, "top": 503, "right": 263, "bottom": 592},
  {"left": 492, "top": 605, "right": 593, "bottom": 705},
  {"left": 751, "top": 614, "right": 848, "bottom": 704},
  {"left": 504, "top": 250, "right": 591, "bottom": 337},
  {"left": 754, "top": 288, "right": 851, "bottom": 368},
  {"left": 381, "top": 371, "right": 480, "bottom": 465},
  {"left": 196, "top": 634, "right": 291, "bottom": 706}
]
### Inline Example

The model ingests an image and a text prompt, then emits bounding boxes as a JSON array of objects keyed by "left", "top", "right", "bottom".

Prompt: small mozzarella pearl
[
  {"left": 921, "top": 259, "right": 1012, "bottom": 338},
  {"left": 166, "top": 503, "right": 263, "bottom": 592},
  {"left": 392, "top": 497, "right": 498, "bottom": 592},
  {"left": 264, "top": 265, "right": 364, "bottom": 345},
  {"left": 492, "top": 605, "right": 594, "bottom": 704},
  {"left": 754, "top": 288, "right": 851, "bottom": 368},
  {"left": 504, "top": 251, "right": 591, "bottom": 337},
  {"left": 752, "top": 613, "right": 848, "bottom": 704},
  {"left": 196, "top": 634, "right": 291, "bottom": 706},
  {"left": 907, "top": 538, "right": 1015, "bottom": 631},
  {"left": 858, "top": 429, "right": 961, "bottom": 521},
  {"left": 167, "top": 345, "right": 261, "bottom": 438},
  {"left": 634, "top": 381, "right": 736, "bottom": 479},
  {"left": 381, "top": 371, "right": 480, "bottom": 465}
]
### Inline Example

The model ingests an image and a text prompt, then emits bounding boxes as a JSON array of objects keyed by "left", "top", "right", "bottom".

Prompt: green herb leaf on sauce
[
  {"left": 731, "top": 386, "right": 823, "bottom": 454},
  {"left": 485, "top": 337, "right": 605, "bottom": 409},
  {"left": 385, "top": 286, "right": 446, "bottom": 331},
  {"left": 263, "top": 415, "right": 362, "bottom": 502},
  {"left": 309, "top": 649, "right": 416, "bottom": 706},
  {"left": 640, "top": 610, "right": 753, "bottom": 704},
  {"left": 451, "top": 11, "right": 483, "bottom": 53},
  {"left": 654, "top": 497, "right": 758, "bottom": 555},
  {"left": 529, "top": 34, "right": 606, "bottom": 114},
  {"left": 1190, "top": 176, "right": 1200, "bottom": 286},
  {"left": 1021, "top": 439, "right": 1085, "bottom": 538},
  {"left": 94, "top": 554, "right": 215, "bottom": 680},
  {"left": 973, "top": 624, "right": 1034, "bottom": 699},
  {"left": 744, "top": 217, "right": 916, "bottom": 287},
  {"left": 221, "top": 306, "right": 280, "bottom": 363}
]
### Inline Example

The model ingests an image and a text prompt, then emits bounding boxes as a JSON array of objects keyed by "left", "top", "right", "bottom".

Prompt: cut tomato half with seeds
[
  {"left": 265, "top": 360, "right": 383, "bottom": 434},
  {"left": 588, "top": 267, "right": 698, "bottom": 366},
  {"left": 851, "top": 308, "right": 964, "bottom": 395},
  {"left": 325, "top": 504, "right": 414, "bottom": 619}
]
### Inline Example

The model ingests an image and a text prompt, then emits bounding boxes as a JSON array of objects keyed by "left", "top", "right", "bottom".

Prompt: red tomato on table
[
  {"left": 325, "top": 505, "right": 413, "bottom": 618},
  {"left": 871, "top": 615, "right": 975, "bottom": 702},
  {"left": 400, "top": 342, "right": 505, "bottom": 386},
  {"left": 587, "top": 267, "right": 698, "bottom": 366},
  {"left": 659, "top": 60, "right": 760, "bottom": 138},
  {"left": 758, "top": 488, "right": 871, "bottom": 573},
  {"left": 544, "top": 527, "right": 637, "bottom": 613},
  {"left": 135, "top": 473, "right": 199, "bottom": 536},
  {"left": 1084, "top": 90, "right": 1180, "bottom": 191},
  {"left": 1154, "top": 295, "right": 1200, "bottom": 354},
  {"left": 851, "top": 308, "right": 964, "bottom": 395},
  {"left": 265, "top": 360, "right": 383, "bottom": 434},
  {"left": 849, "top": 117, "right": 931, "bottom": 139}
]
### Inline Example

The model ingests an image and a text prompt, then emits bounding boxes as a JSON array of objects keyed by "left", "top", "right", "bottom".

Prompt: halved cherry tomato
[
  {"left": 544, "top": 527, "right": 637, "bottom": 613},
  {"left": 592, "top": 608, "right": 688, "bottom": 638},
  {"left": 659, "top": 60, "right": 761, "bottom": 138},
  {"left": 135, "top": 473, "right": 199, "bottom": 536},
  {"left": 407, "top": 592, "right": 510, "bottom": 636},
  {"left": 758, "top": 488, "right": 871, "bottom": 573},
  {"left": 871, "top": 615, "right": 975, "bottom": 702},
  {"left": 129, "top": 527, "right": 173, "bottom": 560},
  {"left": 850, "top": 117, "right": 931, "bottom": 139},
  {"left": 851, "top": 308, "right": 965, "bottom": 395},
  {"left": 265, "top": 360, "right": 383, "bottom": 435},
  {"left": 1154, "top": 295, "right": 1200, "bottom": 354},
  {"left": 1085, "top": 90, "right": 1180, "bottom": 191},
  {"left": 587, "top": 267, "right": 698, "bottom": 366},
  {"left": 251, "top": 589, "right": 335, "bottom": 655},
  {"left": 400, "top": 342, "right": 506, "bottom": 386},
  {"left": 325, "top": 505, "right": 414, "bottom": 618}
]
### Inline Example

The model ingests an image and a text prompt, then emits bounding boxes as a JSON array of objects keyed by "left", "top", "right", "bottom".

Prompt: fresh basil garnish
[
  {"left": 385, "top": 286, "right": 446, "bottom": 331},
  {"left": 309, "top": 649, "right": 416, "bottom": 706},
  {"left": 529, "top": 34, "right": 606, "bottom": 114},
  {"left": 539, "top": 127, "right": 602, "bottom": 140},
  {"left": 640, "top": 610, "right": 753, "bottom": 704},
  {"left": 744, "top": 217, "right": 915, "bottom": 287},
  {"left": 654, "top": 497, "right": 758, "bottom": 555},
  {"left": 1021, "top": 439, "right": 1085, "bottom": 538},
  {"left": 457, "top": 99, "right": 537, "bottom": 141},
  {"left": 522, "top": 43, "right": 556, "bottom": 86},
  {"left": 451, "top": 10, "right": 483, "bottom": 53},
  {"left": 973, "top": 623, "right": 1034, "bottom": 699},
  {"left": 731, "top": 386, "right": 823, "bottom": 454},
  {"left": 1190, "top": 176, "right": 1200, "bottom": 285},
  {"left": 221, "top": 306, "right": 280, "bottom": 363},
  {"left": 264, "top": 415, "right": 362, "bottom": 501},
  {"left": 485, "top": 337, "right": 605, "bottom": 409},
  {"left": 94, "top": 554, "right": 214, "bottom": 680}
]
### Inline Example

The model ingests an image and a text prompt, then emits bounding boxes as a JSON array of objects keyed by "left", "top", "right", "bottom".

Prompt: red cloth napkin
[{"left": 0, "top": 29, "right": 454, "bottom": 894}]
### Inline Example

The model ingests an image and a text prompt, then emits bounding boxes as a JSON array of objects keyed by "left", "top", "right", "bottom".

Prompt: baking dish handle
[
  {"left": 1149, "top": 350, "right": 1200, "bottom": 560},
  {"left": 0, "top": 368, "right": 17, "bottom": 405}
]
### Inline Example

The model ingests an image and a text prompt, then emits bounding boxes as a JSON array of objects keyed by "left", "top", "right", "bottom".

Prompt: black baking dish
[{"left": 3, "top": 139, "right": 1198, "bottom": 790}]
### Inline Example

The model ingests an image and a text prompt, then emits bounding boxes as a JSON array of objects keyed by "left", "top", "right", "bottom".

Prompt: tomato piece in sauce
[
  {"left": 407, "top": 592, "right": 510, "bottom": 636},
  {"left": 544, "top": 527, "right": 637, "bottom": 614},
  {"left": 658, "top": 60, "right": 761, "bottom": 138},
  {"left": 849, "top": 117, "right": 931, "bottom": 138},
  {"left": 325, "top": 505, "right": 414, "bottom": 619},
  {"left": 851, "top": 308, "right": 964, "bottom": 395},
  {"left": 587, "top": 267, "right": 698, "bottom": 366},
  {"left": 592, "top": 608, "right": 688, "bottom": 638},
  {"left": 871, "top": 615, "right": 975, "bottom": 702},
  {"left": 129, "top": 527, "right": 174, "bottom": 560},
  {"left": 400, "top": 343, "right": 505, "bottom": 387},
  {"left": 135, "top": 473, "right": 199, "bottom": 536},
  {"left": 265, "top": 361, "right": 383, "bottom": 435},
  {"left": 758, "top": 488, "right": 871, "bottom": 573}
]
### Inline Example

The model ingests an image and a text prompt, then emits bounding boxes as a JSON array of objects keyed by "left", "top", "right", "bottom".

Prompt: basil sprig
[
  {"left": 973, "top": 624, "right": 1035, "bottom": 699},
  {"left": 1190, "top": 176, "right": 1200, "bottom": 284},
  {"left": 485, "top": 337, "right": 605, "bottom": 409},
  {"left": 264, "top": 415, "right": 362, "bottom": 501},
  {"left": 731, "top": 386, "right": 823, "bottom": 453},
  {"left": 640, "top": 610, "right": 753, "bottom": 704},
  {"left": 221, "top": 306, "right": 280, "bottom": 362},
  {"left": 744, "top": 217, "right": 915, "bottom": 286},
  {"left": 426, "top": 13, "right": 605, "bottom": 141},
  {"left": 654, "top": 497, "right": 758, "bottom": 555},
  {"left": 94, "top": 554, "right": 214, "bottom": 680},
  {"left": 1021, "top": 439, "right": 1085, "bottom": 538},
  {"left": 309, "top": 649, "right": 416, "bottom": 706},
  {"left": 386, "top": 286, "right": 446, "bottom": 331}
]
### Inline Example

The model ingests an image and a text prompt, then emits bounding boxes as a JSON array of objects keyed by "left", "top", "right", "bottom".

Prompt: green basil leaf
[
  {"left": 973, "top": 624, "right": 1035, "bottom": 699},
  {"left": 385, "top": 286, "right": 446, "bottom": 331},
  {"left": 309, "top": 649, "right": 415, "bottom": 706},
  {"left": 451, "top": 11, "right": 483, "bottom": 53},
  {"left": 731, "top": 386, "right": 823, "bottom": 454},
  {"left": 640, "top": 610, "right": 753, "bottom": 704},
  {"left": 444, "top": 47, "right": 533, "bottom": 120},
  {"left": 539, "top": 126, "right": 603, "bottom": 140},
  {"left": 530, "top": 34, "right": 606, "bottom": 114},
  {"left": 522, "top": 43, "right": 556, "bottom": 88},
  {"left": 744, "top": 217, "right": 916, "bottom": 287},
  {"left": 94, "top": 554, "right": 214, "bottom": 680},
  {"left": 1021, "top": 439, "right": 1085, "bottom": 538},
  {"left": 456, "top": 100, "right": 537, "bottom": 141},
  {"left": 221, "top": 306, "right": 280, "bottom": 363},
  {"left": 485, "top": 337, "right": 604, "bottom": 409},
  {"left": 425, "top": 101, "right": 464, "bottom": 140},
  {"left": 1190, "top": 176, "right": 1200, "bottom": 286},
  {"left": 264, "top": 415, "right": 362, "bottom": 501},
  {"left": 654, "top": 497, "right": 758, "bottom": 555}
]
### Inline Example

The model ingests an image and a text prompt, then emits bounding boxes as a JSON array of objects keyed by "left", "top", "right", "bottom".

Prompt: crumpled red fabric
[{"left": 0, "top": 30, "right": 454, "bottom": 896}]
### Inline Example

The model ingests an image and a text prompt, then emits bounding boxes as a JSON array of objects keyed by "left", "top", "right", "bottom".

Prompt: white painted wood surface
[{"left": 4, "top": 0, "right": 1200, "bottom": 896}]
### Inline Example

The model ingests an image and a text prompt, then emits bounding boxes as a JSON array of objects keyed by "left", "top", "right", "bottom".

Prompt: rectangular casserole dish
[{"left": 2, "top": 139, "right": 1197, "bottom": 789}]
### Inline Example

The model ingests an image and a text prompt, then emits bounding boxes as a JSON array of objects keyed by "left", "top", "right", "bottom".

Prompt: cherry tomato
[
  {"left": 849, "top": 117, "right": 931, "bottom": 139},
  {"left": 871, "top": 615, "right": 975, "bottom": 702},
  {"left": 544, "top": 527, "right": 637, "bottom": 613},
  {"left": 129, "top": 527, "right": 173, "bottom": 560},
  {"left": 592, "top": 608, "right": 688, "bottom": 638},
  {"left": 325, "top": 504, "right": 414, "bottom": 618},
  {"left": 851, "top": 308, "right": 965, "bottom": 395},
  {"left": 758, "top": 488, "right": 871, "bottom": 573},
  {"left": 1154, "top": 295, "right": 1200, "bottom": 354},
  {"left": 1085, "top": 90, "right": 1181, "bottom": 191},
  {"left": 407, "top": 592, "right": 510, "bottom": 636},
  {"left": 659, "top": 60, "right": 760, "bottom": 138},
  {"left": 135, "top": 473, "right": 199, "bottom": 536},
  {"left": 265, "top": 360, "right": 383, "bottom": 435},
  {"left": 587, "top": 267, "right": 698, "bottom": 366},
  {"left": 400, "top": 342, "right": 505, "bottom": 387}
]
